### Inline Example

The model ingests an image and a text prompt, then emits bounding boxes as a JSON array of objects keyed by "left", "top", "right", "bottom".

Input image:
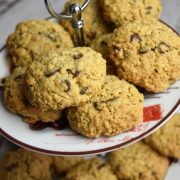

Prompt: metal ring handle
[
  {"left": 81, "top": 0, "right": 90, "bottom": 11},
  {"left": 44, "top": 0, "right": 90, "bottom": 20}
]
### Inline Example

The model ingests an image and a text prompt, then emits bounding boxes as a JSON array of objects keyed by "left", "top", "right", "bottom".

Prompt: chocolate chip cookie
[
  {"left": 100, "top": 0, "right": 162, "bottom": 26},
  {"left": 7, "top": 19, "right": 74, "bottom": 67},
  {"left": 90, "top": 33, "right": 117, "bottom": 75},
  {"left": 90, "top": 33, "right": 112, "bottom": 62},
  {"left": 107, "top": 142, "right": 169, "bottom": 180},
  {"left": 108, "top": 19, "right": 180, "bottom": 92},
  {"left": 67, "top": 75, "right": 144, "bottom": 138},
  {"left": 144, "top": 114, "right": 180, "bottom": 158},
  {"left": 64, "top": 157, "right": 117, "bottom": 180},
  {"left": 61, "top": 0, "right": 109, "bottom": 45},
  {"left": 0, "top": 148, "right": 52, "bottom": 180},
  {"left": 3, "top": 67, "right": 62, "bottom": 123},
  {"left": 25, "top": 47, "right": 106, "bottom": 111}
]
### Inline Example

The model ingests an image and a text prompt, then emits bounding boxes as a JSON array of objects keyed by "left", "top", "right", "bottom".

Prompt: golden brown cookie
[
  {"left": 100, "top": 0, "right": 162, "bottom": 26},
  {"left": 25, "top": 47, "right": 106, "bottom": 111},
  {"left": 90, "top": 33, "right": 112, "bottom": 61},
  {"left": 144, "top": 114, "right": 180, "bottom": 158},
  {"left": 7, "top": 19, "right": 74, "bottom": 67},
  {"left": 67, "top": 75, "right": 144, "bottom": 138},
  {"left": 90, "top": 34, "right": 117, "bottom": 75},
  {"left": 63, "top": 157, "right": 117, "bottom": 180},
  {"left": 3, "top": 67, "right": 62, "bottom": 123},
  {"left": 108, "top": 19, "right": 180, "bottom": 92},
  {"left": 0, "top": 148, "right": 52, "bottom": 180},
  {"left": 53, "top": 157, "right": 84, "bottom": 174},
  {"left": 107, "top": 142, "right": 169, "bottom": 180},
  {"left": 61, "top": 0, "right": 109, "bottom": 45}
]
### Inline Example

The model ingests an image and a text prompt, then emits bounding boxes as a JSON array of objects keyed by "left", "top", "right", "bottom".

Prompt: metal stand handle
[{"left": 44, "top": 0, "right": 90, "bottom": 46}]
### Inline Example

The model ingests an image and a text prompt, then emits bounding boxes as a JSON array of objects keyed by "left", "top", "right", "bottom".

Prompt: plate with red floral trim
[{"left": 0, "top": 43, "right": 180, "bottom": 156}]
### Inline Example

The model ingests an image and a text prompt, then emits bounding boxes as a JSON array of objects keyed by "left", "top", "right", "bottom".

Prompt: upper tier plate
[{"left": 0, "top": 45, "right": 179, "bottom": 156}]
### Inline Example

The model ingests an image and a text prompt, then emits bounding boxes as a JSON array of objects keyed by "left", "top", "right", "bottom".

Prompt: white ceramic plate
[{"left": 0, "top": 46, "right": 180, "bottom": 156}]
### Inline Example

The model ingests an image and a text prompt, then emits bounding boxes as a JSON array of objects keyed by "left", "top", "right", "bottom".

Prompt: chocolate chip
[
  {"left": 15, "top": 75, "right": 23, "bottom": 81},
  {"left": 152, "top": 171, "right": 158, "bottom": 178},
  {"left": 73, "top": 53, "right": 83, "bottom": 60},
  {"left": 9, "top": 62, "right": 15, "bottom": 74},
  {"left": 23, "top": 97, "right": 30, "bottom": 106},
  {"left": 30, "top": 51, "right": 36, "bottom": 60},
  {"left": 97, "top": 163, "right": 106, "bottom": 170},
  {"left": 67, "top": 69, "right": 81, "bottom": 78},
  {"left": 80, "top": 87, "right": 88, "bottom": 95},
  {"left": 146, "top": 6, "right": 152, "bottom": 10},
  {"left": 101, "top": 40, "right": 108, "bottom": 46},
  {"left": 45, "top": 70, "right": 58, "bottom": 77},
  {"left": 29, "top": 122, "right": 48, "bottom": 130},
  {"left": 105, "top": 97, "right": 117, "bottom": 103},
  {"left": 116, "top": 165, "right": 121, "bottom": 172},
  {"left": 112, "top": 45, "right": 121, "bottom": 53},
  {"left": 169, "top": 157, "right": 179, "bottom": 165},
  {"left": 63, "top": 80, "right": 71, "bottom": 92},
  {"left": 0, "top": 78, "right": 5, "bottom": 90},
  {"left": 151, "top": 47, "right": 156, "bottom": 52},
  {"left": 94, "top": 102, "right": 98, "bottom": 109},
  {"left": 138, "top": 47, "right": 149, "bottom": 54},
  {"left": 139, "top": 173, "right": 143, "bottom": 178},
  {"left": 29, "top": 120, "right": 66, "bottom": 131},
  {"left": 94, "top": 102, "right": 101, "bottom": 111},
  {"left": 93, "top": 98, "right": 118, "bottom": 110},
  {"left": 73, "top": 71, "right": 81, "bottom": 77},
  {"left": 87, "top": 31, "right": 97, "bottom": 39},
  {"left": 130, "top": 33, "right": 142, "bottom": 43},
  {"left": 146, "top": 6, "right": 152, "bottom": 14},
  {"left": 6, "top": 164, "right": 18, "bottom": 171}
]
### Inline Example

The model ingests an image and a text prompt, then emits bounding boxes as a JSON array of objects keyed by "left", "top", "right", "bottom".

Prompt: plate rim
[{"left": 0, "top": 98, "right": 179, "bottom": 156}]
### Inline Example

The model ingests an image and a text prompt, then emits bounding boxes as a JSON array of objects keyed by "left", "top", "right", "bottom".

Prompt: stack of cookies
[
  {"left": 3, "top": 20, "right": 74, "bottom": 125},
  {"left": 0, "top": 114, "right": 180, "bottom": 180},
  {"left": 2, "top": 0, "right": 180, "bottom": 138}
]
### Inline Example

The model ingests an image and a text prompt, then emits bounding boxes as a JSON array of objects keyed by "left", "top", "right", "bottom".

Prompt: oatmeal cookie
[
  {"left": 0, "top": 148, "right": 52, "bottom": 180},
  {"left": 7, "top": 19, "right": 74, "bottom": 67},
  {"left": 100, "top": 0, "right": 162, "bottom": 26},
  {"left": 25, "top": 47, "right": 106, "bottom": 111},
  {"left": 144, "top": 114, "right": 180, "bottom": 158},
  {"left": 108, "top": 19, "right": 180, "bottom": 92},
  {"left": 53, "top": 157, "right": 84, "bottom": 174},
  {"left": 67, "top": 75, "right": 143, "bottom": 137},
  {"left": 63, "top": 157, "right": 117, "bottom": 180},
  {"left": 3, "top": 67, "right": 61, "bottom": 123},
  {"left": 107, "top": 142, "right": 169, "bottom": 180},
  {"left": 90, "top": 34, "right": 117, "bottom": 75},
  {"left": 90, "top": 33, "right": 112, "bottom": 61}
]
